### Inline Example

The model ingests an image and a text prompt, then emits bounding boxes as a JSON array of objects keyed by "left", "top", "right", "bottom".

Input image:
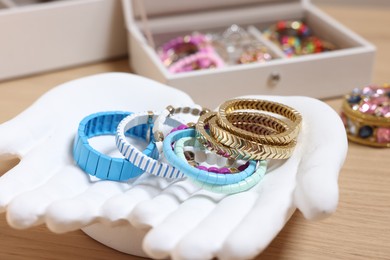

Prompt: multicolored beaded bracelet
[
  {"left": 163, "top": 128, "right": 258, "bottom": 185},
  {"left": 263, "top": 20, "right": 336, "bottom": 57},
  {"left": 189, "top": 160, "right": 267, "bottom": 194},
  {"left": 168, "top": 51, "right": 225, "bottom": 74},
  {"left": 157, "top": 33, "right": 214, "bottom": 67},
  {"left": 171, "top": 133, "right": 267, "bottom": 194},
  {"left": 341, "top": 84, "right": 390, "bottom": 147}
]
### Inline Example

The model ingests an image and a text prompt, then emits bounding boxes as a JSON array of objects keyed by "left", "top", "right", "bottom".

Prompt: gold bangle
[
  {"left": 218, "top": 99, "right": 302, "bottom": 145},
  {"left": 208, "top": 115, "right": 296, "bottom": 159},
  {"left": 196, "top": 112, "right": 296, "bottom": 160},
  {"left": 341, "top": 84, "right": 390, "bottom": 147},
  {"left": 226, "top": 111, "right": 289, "bottom": 135}
]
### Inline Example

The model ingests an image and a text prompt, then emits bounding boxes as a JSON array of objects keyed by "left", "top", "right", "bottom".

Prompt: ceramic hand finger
[
  {"left": 128, "top": 179, "right": 201, "bottom": 229},
  {"left": 0, "top": 73, "right": 195, "bottom": 159},
  {"left": 99, "top": 176, "right": 173, "bottom": 224},
  {"left": 0, "top": 135, "right": 72, "bottom": 212},
  {"left": 292, "top": 97, "right": 347, "bottom": 220},
  {"left": 165, "top": 191, "right": 258, "bottom": 260},
  {"left": 216, "top": 145, "right": 303, "bottom": 260},
  {"left": 238, "top": 95, "right": 347, "bottom": 220},
  {"left": 45, "top": 180, "right": 131, "bottom": 233},
  {"left": 143, "top": 194, "right": 217, "bottom": 259},
  {"left": 6, "top": 165, "right": 91, "bottom": 229},
  {"left": 54, "top": 73, "right": 195, "bottom": 114},
  {"left": 0, "top": 112, "right": 52, "bottom": 158}
]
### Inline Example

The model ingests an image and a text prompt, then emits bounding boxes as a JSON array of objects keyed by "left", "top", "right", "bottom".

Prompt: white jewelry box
[
  {"left": 0, "top": 0, "right": 127, "bottom": 81},
  {"left": 122, "top": 0, "right": 376, "bottom": 108}
]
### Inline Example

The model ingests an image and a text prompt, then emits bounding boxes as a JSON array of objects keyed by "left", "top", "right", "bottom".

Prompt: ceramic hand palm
[{"left": 0, "top": 73, "right": 347, "bottom": 260}]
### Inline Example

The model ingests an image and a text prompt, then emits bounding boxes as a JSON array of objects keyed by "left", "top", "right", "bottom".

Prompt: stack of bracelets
[
  {"left": 157, "top": 33, "right": 225, "bottom": 74},
  {"left": 157, "top": 27, "right": 275, "bottom": 73},
  {"left": 263, "top": 20, "right": 336, "bottom": 57},
  {"left": 341, "top": 84, "right": 390, "bottom": 147},
  {"left": 73, "top": 99, "right": 302, "bottom": 194}
]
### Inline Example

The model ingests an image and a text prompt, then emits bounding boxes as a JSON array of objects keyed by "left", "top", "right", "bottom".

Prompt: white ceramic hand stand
[{"left": 0, "top": 73, "right": 347, "bottom": 260}]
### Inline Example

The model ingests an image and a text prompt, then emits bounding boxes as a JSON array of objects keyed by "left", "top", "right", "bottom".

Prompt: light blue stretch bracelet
[
  {"left": 163, "top": 128, "right": 257, "bottom": 185},
  {"left": 190, "top": 160, "right": 267, "bottom": 194},
  {"left": 173, "top": 136, "right": 268, "bottom": 193},
  {"left": 73, "top": 111, "right": 158, "bottom": 181}
]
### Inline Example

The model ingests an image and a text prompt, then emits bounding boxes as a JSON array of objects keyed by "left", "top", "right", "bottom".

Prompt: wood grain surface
[{"left": 0, "top": 4, "right": 389, "bottom": 260}]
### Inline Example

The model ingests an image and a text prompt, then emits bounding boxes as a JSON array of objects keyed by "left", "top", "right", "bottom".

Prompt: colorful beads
[
  {"left": 157, "top": 25, "right": 274, "bottom": 73},
  {"left": 264, "top": 20, "right": 336, "bottom": 57}
]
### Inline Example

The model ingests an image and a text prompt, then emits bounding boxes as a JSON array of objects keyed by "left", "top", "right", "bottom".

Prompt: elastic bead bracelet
[
  {"left": 73, "top": 111, "right": 157, "bottom": 181},
  {"left": 222, "top": 111, "right": 289, "bottom": 135},
  {"left": 196, "top": 112, "right": 253, "bottom": 160},
  {"left": 218, "top": 99, "right": 302, "bottom": 145},
  {"left": 208, "top": 114, "right": 296, "bottom": 159},
  {"left": 116, "top": 111, "right": 185, "bottom": 179},
  {"left": 274, "top": 20, "right": 311, "bottom": 38},
  {"left": 163, "top": 128, "right": 258, "bottom": 185},
  {"left": 264, "top": 20, "right": 336, "bottom": 57},
  {"left": 158, "top": 33, "right": 214, "bottom": 67},
  {"left": 168, "top": 51, "right": 225, "bottom": 74},
  {"left": 196, "top": 112, "right": 296, "bottom": 160},
  {"left": 189, "top": 160, "right": 267, "bottom": 194},
  {"left": 174, "top": 136, "right": 250, "bottom": 174}
]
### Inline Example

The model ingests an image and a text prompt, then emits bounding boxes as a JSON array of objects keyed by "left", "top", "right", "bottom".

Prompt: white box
[
  {"left": 0, "top": 0, "right": 127, "bottom": 81},
  {"left": 122, "top": 0, "right": 376, "bottom": 108}
]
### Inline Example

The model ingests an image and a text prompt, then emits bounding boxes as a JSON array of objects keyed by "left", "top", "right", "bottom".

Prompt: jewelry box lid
[{"left": 127, "top": 0, "right": 304, "bottom": 20}]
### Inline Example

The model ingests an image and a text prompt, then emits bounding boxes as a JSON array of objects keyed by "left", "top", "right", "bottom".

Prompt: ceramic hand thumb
[{"left": 294, "top": 99, "right": 347, "bottom": 220}]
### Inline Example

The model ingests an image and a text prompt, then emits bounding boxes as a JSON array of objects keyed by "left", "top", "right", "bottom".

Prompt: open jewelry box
[
  {"left": 0, "top": 0, "right": 127, "bottom": 81},
  {"left": 122, "top": 0, "right": 376, "bottom": 108}
]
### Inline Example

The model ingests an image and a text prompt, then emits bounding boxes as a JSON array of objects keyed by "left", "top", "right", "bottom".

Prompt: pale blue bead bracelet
[{"left": 189, "top": 160, "right": 267, "bottom": 194}]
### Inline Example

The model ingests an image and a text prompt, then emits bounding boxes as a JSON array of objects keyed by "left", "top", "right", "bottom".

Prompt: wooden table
[{"left": 0, "top": 4, "right": 389, "bottom": 260}]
